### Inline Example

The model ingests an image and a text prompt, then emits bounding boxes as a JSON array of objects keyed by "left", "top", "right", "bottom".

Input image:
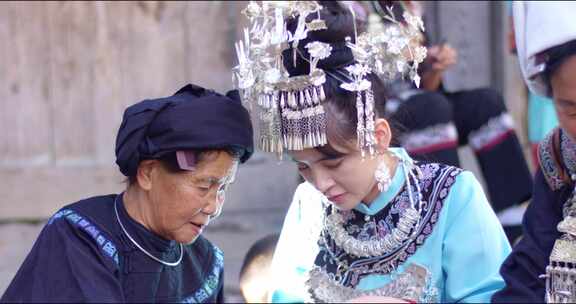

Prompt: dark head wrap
[{"left": 115, "top": 83, "right": 254, "bottom": 177}]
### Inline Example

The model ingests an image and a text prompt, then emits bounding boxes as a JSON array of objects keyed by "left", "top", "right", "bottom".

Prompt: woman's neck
[{"left": 122, "top": 187, "right": 155, "bottom": 232}]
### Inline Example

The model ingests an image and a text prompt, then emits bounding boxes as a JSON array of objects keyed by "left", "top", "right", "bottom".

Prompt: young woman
[{"left": 232, "top": 1, "right": 511, "bottom": 302}]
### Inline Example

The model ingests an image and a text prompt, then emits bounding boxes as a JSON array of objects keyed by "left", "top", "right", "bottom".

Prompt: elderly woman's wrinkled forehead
[{"left": 176, "top": 150, "right": 240, "bottom": 182}]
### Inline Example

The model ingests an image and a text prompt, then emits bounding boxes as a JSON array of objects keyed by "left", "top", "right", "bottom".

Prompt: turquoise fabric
[
  {"left": 269, "top": 148, "right": 511, "bottom": 303},
  {"left": 528, "top": 92, "right": 558, "bottom": 143}
]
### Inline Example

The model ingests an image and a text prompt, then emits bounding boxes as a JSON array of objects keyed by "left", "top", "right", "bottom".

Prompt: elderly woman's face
[
  {"left": 147, "top": 151, "right": 237, "bottom": 244},
  {"left": 551, "top": 54, "right": 576, "bottom": 141}
]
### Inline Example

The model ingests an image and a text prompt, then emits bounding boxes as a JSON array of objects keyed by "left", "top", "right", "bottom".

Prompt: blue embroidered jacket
[{"left": 269, "top": 148, "right": 511, "bottom": 303}]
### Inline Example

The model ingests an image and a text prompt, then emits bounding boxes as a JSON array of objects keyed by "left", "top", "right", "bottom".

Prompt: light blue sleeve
[
  {"left": 269, "top": 183, "right": 323, "bottom": 303},
  {"left": 442, "top": 171, "right": 512, "bottom": 303}
]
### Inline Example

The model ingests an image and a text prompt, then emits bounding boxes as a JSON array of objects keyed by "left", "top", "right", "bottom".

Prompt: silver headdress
[{"left": 233, "top": 1, "right": 426, "bottom": 158}]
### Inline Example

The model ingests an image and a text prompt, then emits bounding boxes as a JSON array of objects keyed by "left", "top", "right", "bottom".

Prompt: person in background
[
  {"left": 1, "top": 83, "right": 254, "bottom": 302},
  {"left": 492, "top": 2, "right": 576, "bottom": 302},
  {"left": 239, "top": 233, "right": 280, "bottom": 303},
  {"left": 506, "top": 0, "right": 559, "bottom": 170}
]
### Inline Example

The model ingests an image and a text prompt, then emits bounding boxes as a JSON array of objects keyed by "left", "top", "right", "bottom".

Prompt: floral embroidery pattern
[{"left": 539, "top": 128, "right": 576, "bottom": 190}]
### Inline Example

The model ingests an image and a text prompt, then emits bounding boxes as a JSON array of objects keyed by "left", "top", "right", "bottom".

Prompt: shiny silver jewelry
[
  {"left": 233, "top": 1, "right": 426, "bottom": 158},
  {"left": 325, "top": 205, "right": 419, "bottom": 258},
  {"left": 306, "top": 263, "right": 436, "bottom": 303},
  {"left": 324, "top": 158, "right": 422, "bottom": 258},
  {"left": 375, "top": 156, "right": 392, "bottom": 193},
  {"left": 308, "top": 156, "right": 429, "bottom": 301},
  {"left": 114, "top": 196, "right": 183, "bottom": 267},
  {"left": 544, "top": 186, "right": 576, "bottom": 303}
]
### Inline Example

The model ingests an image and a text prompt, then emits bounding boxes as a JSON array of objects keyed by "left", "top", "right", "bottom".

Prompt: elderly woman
[{"left": 1, "top": 84, "right": 253, "bottom": 302}]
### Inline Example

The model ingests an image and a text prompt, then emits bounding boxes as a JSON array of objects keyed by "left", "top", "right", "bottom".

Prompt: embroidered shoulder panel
[
  {"left": 314, "top": 162, "right": 462, "bottom": 288},
  {"left": 539, "top": 128, "right": 576, "bottom": 190},
  {"left": 48, "top": 209, "right": 120, "bottom": 267},
  {"left": 182, "top": 245, "right": 223, "bottom": 303}
]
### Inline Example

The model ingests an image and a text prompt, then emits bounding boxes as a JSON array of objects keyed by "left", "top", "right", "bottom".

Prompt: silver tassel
[
  {"left": 356, "top": 91, "right": 365, "bottom": 158},
  {"left": 319, "top": 85, "right": 326, "bottom": 101},
  {"left": 364, "top": 88, "right": 376, "bottom": 157}
]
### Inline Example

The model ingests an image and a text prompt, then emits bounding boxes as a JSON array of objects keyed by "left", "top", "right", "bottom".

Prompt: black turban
[{"left": 115, "top": 83, "right": 254, "bottom": 177}]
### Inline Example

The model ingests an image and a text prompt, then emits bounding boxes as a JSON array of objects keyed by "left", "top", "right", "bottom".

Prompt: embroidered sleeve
[
  {"left": 269, "top": 182, "right": 323, "bottom": 302},
  {"left": 1, "top": 209, "right": 123, "bottom": 302}
]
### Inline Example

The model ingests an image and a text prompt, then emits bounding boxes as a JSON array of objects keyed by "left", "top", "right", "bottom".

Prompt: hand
[
  {"left": 346, "top": 295, "right": 409, "bottom": 303},
  {"left": 427, "top": 43, "right": 458, "bottom": 72}
]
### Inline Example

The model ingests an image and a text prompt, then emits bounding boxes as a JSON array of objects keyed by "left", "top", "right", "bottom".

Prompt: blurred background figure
[
  {"left": 238, "top": 233, "right": 279, "bottom": 303},
  {"left": 506, "top": 0, "right": 559, "bottom": 170}
]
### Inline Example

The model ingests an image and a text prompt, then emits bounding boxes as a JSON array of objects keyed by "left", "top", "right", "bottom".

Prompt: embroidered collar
[
  {"left": 315, "top": 162, "right": 462, "bottom": 289},
  {"left": 539, "top": 128, "right": 576, "bottom": 190}
]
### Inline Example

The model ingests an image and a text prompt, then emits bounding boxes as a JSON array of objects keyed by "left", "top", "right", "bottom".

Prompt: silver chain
[{"left": 114, "top": 195, "right": 183, "bottom": 267}]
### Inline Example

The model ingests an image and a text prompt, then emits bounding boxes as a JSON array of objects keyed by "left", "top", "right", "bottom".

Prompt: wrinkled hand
[
  {"left": 427, "top": 44, "right": 458, "bottom": 72},
  {"left": 346, "top": 295, "right": 409, "bottom": 303}
]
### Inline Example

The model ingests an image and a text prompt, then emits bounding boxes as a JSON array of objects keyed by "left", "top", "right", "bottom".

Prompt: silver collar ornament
[
  {"left": 233, "top": 1, "right": 426, "bottom": 158},
  {"left": 307, "top": 153, "right": 429, "bottom": 302},
  {"left": 544, "top": 182, "right": 576, "bottom": 303}
]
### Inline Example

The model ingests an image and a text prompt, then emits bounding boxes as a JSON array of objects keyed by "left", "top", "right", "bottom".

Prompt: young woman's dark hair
[
  {"left": 543, "top": 39, "right": 576, "bottom": 95},
  {"left": 283, "top": 1, "right": 403, "bottom": 157}
]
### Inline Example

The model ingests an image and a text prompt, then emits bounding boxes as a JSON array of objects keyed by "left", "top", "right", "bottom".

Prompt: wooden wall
[{"left": 0, "top": 1, "right": 299, "bottom": 220}]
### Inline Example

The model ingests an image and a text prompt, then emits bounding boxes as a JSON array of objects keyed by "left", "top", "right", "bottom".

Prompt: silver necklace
[
  {"left": 114, "top": 196, "right": 183, "bottom": 267},
  {"left": 324, "top": 159, "right": 423, "bottom": 258},
  {"left": 306, "top": 158, "right": 426, "bottom": 301}
]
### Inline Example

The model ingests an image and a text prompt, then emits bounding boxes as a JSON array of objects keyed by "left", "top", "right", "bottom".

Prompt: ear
[
  {"left": 374, "top": 118, "right": 392, "bottom": 153},
  {"left": 136, "top": 160, "right": 158, "bottom": 191}
]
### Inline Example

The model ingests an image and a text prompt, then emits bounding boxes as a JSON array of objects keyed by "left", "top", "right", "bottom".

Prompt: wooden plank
[
  {"left": 91, "top": 1, "right": 127, "bottom": 164},
  {"left": 0, "top": 166, "right": 125, "bottom": 220},
  {"left": 0, "top": 2, "right": 52, "bottom": 166},
  {"left": 46, "top": 1, "right": 99, "bottom": 165}
]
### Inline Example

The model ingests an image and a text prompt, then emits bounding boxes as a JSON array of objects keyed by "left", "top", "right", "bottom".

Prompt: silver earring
[{"left": 375, "top": 158, "right": 392, "bottom": 192}]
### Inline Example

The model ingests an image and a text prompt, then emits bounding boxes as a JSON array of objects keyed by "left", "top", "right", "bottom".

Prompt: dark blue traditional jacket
[
  {"left": 1, "top": 194, "right": 224, "bottom": 303},
  {"left": 493, "top": 128, "right": 576, "bottom": 303}
]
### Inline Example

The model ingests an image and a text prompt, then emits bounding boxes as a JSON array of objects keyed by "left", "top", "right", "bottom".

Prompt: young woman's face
[
  {"left": 289, "top": 141, "right": 381, "bottom": 211},
  {"left": 551, "top": 54, "right": 576, "bottom": 141}
]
